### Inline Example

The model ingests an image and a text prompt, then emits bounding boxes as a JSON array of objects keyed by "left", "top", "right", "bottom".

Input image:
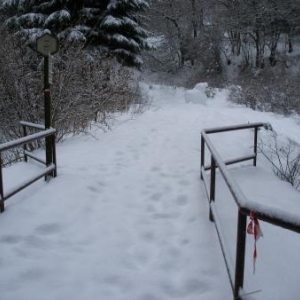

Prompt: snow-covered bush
[
  {"left": 228, "top": 85, "right": 245, "bottom": 104},
  {"left": 184, "top": 83, "right": 208, "bottom": 105},
  {"left": 259, "top": 132, "right": 300, "bottom": 191},
  {"left": 227, "top": 66, "right": 300, "bottom": 115},
  {"left": 0, "top": 30, "right": 144, "bottom": 164}
]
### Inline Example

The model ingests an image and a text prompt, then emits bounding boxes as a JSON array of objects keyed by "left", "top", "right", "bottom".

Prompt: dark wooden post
[
  {"left": 209, "top": 157, "right": 216, "bottom": 222},
  {"left": 234, "top": 211, "right": 247, "bottom": 299},
  {"left": 253, "top": 127, "right": 258, "bottom": 166}
]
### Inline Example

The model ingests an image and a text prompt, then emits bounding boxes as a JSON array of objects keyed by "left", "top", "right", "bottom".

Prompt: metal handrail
[
  {"left": 200, "top": 122, "right": 300, "bottom": 300},
  {"left": 0, "top": 128, "right": 57, "bottom": 213},
  {"left": 0, "top": 128, "right": 55, "bottom": 152}
]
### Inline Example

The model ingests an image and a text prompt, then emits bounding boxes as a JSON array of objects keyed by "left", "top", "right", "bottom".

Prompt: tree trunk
[{"left": 255, "top": 30, "right": 264, "bottom": 69}]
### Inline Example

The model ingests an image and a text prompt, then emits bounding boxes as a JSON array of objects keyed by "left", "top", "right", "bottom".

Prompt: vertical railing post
[
  {"left": 0, "top": 153, "right": 5, "bottom": 213},
  {"left": 22, "top": 124, "right": 28, "bottom": 163},
  {"left": 209, "top": 157, "right": 216, "bottom": 222},
  {"left": 234, "top": 211, "right": 247, "bottom": 300},
  {"left": 52, "top": 134, "right": 57, "bottom": 177},
  {"left": 201, "top": 135, "right": 205, "bottom": 179},
  {"left": 253, "top": 126, "right": 258, "bottom": 166}
]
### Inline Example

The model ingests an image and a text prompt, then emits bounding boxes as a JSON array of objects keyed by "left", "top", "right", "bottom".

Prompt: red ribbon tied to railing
[{"left": 247, "top": 211, "right": 263, "bottom": 273}]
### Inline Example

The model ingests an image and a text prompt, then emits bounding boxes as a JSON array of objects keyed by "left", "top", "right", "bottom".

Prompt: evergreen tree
[
  {"left": 87, "top": 0, "right": 152, "bottom": 66},
  {"left": 2, "top": 0, "right": 87, "bottom": 43},
  {"left": 1, "top": 0, "right": 152, "bottom": 67}
]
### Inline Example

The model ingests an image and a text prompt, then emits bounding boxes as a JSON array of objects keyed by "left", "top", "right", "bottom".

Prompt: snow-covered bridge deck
[{"left": 0, "top": 84, "right": 299, "bottom": 300}]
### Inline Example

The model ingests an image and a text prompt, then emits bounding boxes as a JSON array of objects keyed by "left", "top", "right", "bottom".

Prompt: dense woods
[
  {"left": 0, "top": 0, "right": 300, "bottom": 164},
  {"left": 145, "top": 0, "right": 300, "bottom": 115}
]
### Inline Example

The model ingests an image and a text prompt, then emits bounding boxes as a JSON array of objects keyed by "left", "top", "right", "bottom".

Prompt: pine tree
[
  {"left": 3, "top": 0, "right": 87, "bottom": 43},
  {"left": 86, "top": 0, "right": 152, "bottom": 67},
  {"left": 1, "top": 0, "right": 152, "bottom": 67}
]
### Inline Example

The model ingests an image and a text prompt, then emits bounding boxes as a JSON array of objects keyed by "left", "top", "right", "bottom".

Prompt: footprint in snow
[
  {"left": 178, "top": 179, "right": 190, "bottom": 186},
  {"left": 152, "top": 212, "right": 180, "bottom": 220},
  {"left": 176, "top": 195, "right": 188, "bottom": 206},
  {"left": 150, "top": 193, "right": 162, "bottom": 202},
  {"left": 159, "top": 172, "right": 169, "bottom": 178},
  {"left": 103, "top": 275, "right": 133, "bottom": 292},
  {"left": 0, "top": 235, "right": 22, "bottom": 245},
  {"left": 35, "top": 223, "right": 62, "bottom": 236},
  {"left": 145, "top": 183, "right": 155, "bottom": 190},
  {"left": 140, "top": 231, "right": 155, "bottom": 242},
  {"left": 161, "top": 278, "right": 210, "bottom": 298},
  {"left": 19, "top": 268, "right": 46, "bottom": 281},
  {"left": 140, "top": 294, "right": 161, "bottom": 300},
  {"left": 87, "top": 185, "right": 99, "bottom": 193},
  {"left": 23, "top": 235, "right": 49, "bottom": 249},
  {"left": 150, "top": 166, "right": 161, "bottom": 172},
  {"left": 180, "top": 238, "right": 190, "bottom": 246},
  {"left": 146, "top": 204, "right": 157, "bottom": 213},
  {"left": 98, "top": 165, "right": 108, "bottom": 172}
]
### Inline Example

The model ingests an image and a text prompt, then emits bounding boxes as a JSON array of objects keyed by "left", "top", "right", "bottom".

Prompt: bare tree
[{"left": 259, "top": 132, "right": 300, "bottom": 190}]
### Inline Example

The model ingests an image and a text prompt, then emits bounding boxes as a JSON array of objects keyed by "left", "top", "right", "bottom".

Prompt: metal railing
[
  {"left": 0, "top": 123, "right": 57, "bottom": 213},
  {"left": 21, "top": 120, "right": 46, "bottom": 164},
  {"left": 200, "top": 122, "right": 300, "bottom": 300}
]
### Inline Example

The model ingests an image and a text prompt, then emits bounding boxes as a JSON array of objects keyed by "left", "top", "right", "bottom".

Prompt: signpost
[{"left": 36, "top": 34, "right": 59, "bottom": 179}]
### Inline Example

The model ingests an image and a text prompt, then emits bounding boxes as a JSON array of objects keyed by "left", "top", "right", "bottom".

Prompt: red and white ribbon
[{"left": 247, "top": 211, "right": 263, "bottom": 273}]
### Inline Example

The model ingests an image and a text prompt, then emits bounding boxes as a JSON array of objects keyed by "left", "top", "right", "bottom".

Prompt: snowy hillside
[{"left": 0, "top": 83, "right": 300, "bottom": 300}]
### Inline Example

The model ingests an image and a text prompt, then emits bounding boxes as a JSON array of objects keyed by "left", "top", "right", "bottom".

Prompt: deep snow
[{"left": 0, "top": 83, "right": 300, "bottom": 300}]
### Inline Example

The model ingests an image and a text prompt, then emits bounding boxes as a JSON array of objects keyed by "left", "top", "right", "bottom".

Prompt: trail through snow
[{"left": 0, "top": 83, "right": 300, "bottom": 300}]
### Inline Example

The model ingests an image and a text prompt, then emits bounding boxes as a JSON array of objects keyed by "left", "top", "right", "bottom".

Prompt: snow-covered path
[{"left": 0, "top": 84, "right": 300, "bottom": 300}]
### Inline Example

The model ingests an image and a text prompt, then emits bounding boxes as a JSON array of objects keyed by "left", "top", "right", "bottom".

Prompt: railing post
[
  {"left": 201, "top": 135, "right": 205, "bottom": 179},
  {"left": 52, "top": 134, "right": 57, "bottom": 177},
  {"left": 0, "top": 153, "right": 5, "bottom": 212},
  {"left": 234, "top": 211, "right": 247, "bottom": 299},
  {"left": 22, "top": 125, "right": 28, "bottom": 163},
  {"left": 209, "top": 157, "right": 216, "bottom": 222},
  {"left": 44, "top": 55, "right": 53, "bottom": 180},
  {"left": 253, "top": 126, "right": 258, "bottom": 166}
]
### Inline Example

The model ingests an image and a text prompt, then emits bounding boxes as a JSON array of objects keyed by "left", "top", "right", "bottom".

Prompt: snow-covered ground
[{"left": 0, "top": 83, "right": 300, "bottom": 300}]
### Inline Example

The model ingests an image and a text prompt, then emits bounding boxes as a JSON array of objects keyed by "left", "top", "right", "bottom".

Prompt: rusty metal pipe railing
[
  {"left": 200, "top": 122, "right": 300, "bottom": 300},
  {"left": 0, "top": 128, "right": 57, "bottom": 213}
]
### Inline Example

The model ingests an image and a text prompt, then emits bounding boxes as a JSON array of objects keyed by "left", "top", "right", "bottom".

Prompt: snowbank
[{"left": 184, "top": 82, "right": 208, "bottom": 105}]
